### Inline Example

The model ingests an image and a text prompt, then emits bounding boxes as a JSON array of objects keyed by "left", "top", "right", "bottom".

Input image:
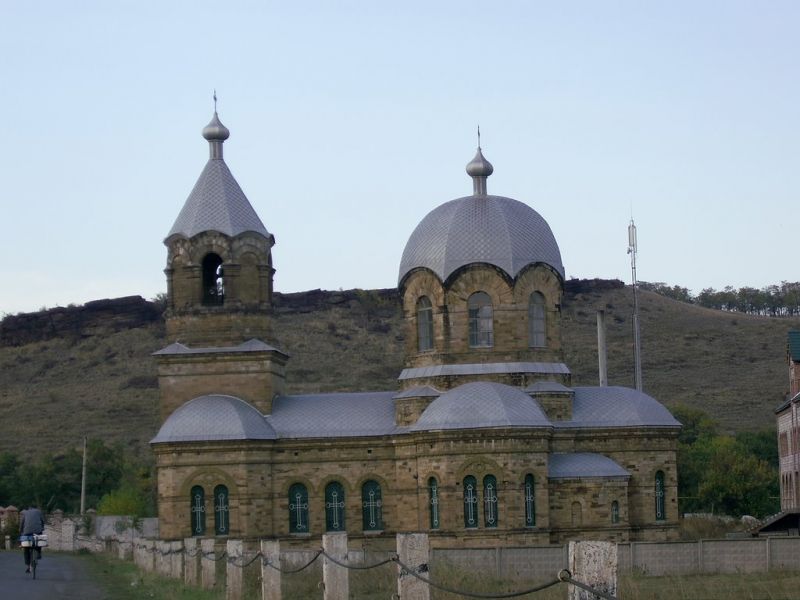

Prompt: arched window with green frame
[
  {"left": 523, "top": 474, "right": 535, "bottom": 527},
  {"left": 325, "top": 481, "right": 346, "bottom": 532},
  {"left": 428, "top": 477, "right": 440, "bottom": 530},
  {"left": 463, "top": 475, "right": 478, "bottom": 528},
  {"left": 288, "top": 483, "right": 309, "bottom": 533},
  {"left": 190, "top": 485, "right": 206, "bottom": 536},
  {"left": 361, "top": 480, "right": 383, "bottom": 531},
  {"left": 611, "top": 500, "right": 620, "bottom": 524},
  {"left": 213, "top": 484, "right": 229, "bottom": 535},
  {"left": 483, "top": 475, "right": 498, "bottom": 528},
  {"left": 655, "top": 471, "right": 666, "bottom": 521}
]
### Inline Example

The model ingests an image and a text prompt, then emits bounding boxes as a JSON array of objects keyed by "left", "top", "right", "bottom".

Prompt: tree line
[
  {"left": 673, "top": 405, "right": 779, "bottom": 518},
  {"left": 0, "top": 439, "right": 154, "bottom": 528},
  {"left": 639, "top": 281, "right": 800, "bottom": 317}
]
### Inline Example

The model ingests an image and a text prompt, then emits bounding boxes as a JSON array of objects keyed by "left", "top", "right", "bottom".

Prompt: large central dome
[{"left": 398, "top": 148, "right": 564, "bottom": 285}]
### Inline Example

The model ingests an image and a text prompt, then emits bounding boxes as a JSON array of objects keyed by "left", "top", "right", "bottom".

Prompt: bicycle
[{"left": 20, "top": 533, "right": 47, "bottom": 579}]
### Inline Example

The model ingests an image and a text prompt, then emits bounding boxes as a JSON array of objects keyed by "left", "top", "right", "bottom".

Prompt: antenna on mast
[{"left": 628, "top": 219, "right": 643, "bottom": 391}]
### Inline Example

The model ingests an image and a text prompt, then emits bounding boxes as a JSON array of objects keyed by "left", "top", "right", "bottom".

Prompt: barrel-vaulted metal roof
[
  {"left": 151, "top": 394, "right": 277, "bottom": 443},
  {"left": 165, "top": 112, "right": 270, "bottom": 242},
  {"left": 398, "top": 194, "right": 564, "bottom": 285},
  {"left": 548, "top": 453, "right": 630, "bottom": 479},
  {"left": 410, "top": 381, "right": 550, "bottom": 431},
  {"left": 151, "top": 384, "right": 679, "bottom": 444},
  {"left": 560, "top": 386, "right": 682, "bottom": 429}
]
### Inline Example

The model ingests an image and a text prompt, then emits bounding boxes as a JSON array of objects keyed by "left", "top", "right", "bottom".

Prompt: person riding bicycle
[{"left": 20, "top": 505, "right": 45, "bottom": 573}]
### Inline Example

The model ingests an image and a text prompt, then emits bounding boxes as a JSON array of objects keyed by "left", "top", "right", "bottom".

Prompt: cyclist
[{"left": 20, "top": 505, "right": 45, "bottom": 573}]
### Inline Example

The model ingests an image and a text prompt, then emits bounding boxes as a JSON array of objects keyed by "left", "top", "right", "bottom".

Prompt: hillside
[{"left": 0, "top": 280, "right": 795, "bottom": 456}]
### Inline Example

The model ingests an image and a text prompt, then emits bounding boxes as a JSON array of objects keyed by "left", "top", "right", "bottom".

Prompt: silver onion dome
[{"left": 202, "top": 111, "right": 230, "bottom": 141}]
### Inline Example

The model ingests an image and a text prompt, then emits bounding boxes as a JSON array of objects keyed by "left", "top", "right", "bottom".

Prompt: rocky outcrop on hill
[{"left": 0, "top": 296, "right": 163, "bottom": 347}]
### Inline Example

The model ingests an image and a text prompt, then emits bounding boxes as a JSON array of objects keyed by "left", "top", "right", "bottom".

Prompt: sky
[{"left": 1, "top": 1, "right": 798, "bottom": 315}]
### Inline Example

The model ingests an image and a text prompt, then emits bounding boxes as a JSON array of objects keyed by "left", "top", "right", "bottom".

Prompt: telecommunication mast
[{"left": 628, "top": 219, "right": 643, "bottom": 391}]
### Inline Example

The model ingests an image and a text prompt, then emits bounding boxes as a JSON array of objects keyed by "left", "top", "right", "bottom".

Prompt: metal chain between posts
[
  {"left": 392, "top": 555, "right": 561, "bottom": 599},
  {"left": 319, "top": 548, "right": 396, "bottom": 571},
  {"left": 263, "top": 549, "right": 323, "bottom": 573},
  {"left": 127, "top": 540, "right": 617, "bottom": 599}
]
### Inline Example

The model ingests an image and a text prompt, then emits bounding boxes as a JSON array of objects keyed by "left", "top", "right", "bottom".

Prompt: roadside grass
[
  {"left": 81, "top": 550, "right": 223, "bottom": 600},
  {"left": 76, "top": 550, "right": 800, "bottom": 600}
]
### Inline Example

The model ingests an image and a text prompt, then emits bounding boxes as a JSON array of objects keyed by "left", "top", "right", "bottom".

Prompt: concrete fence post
[
  {"left": 156, "top": 541, "right": 172, "bottom": 576},
  {"left": 261, "top": 539, "right": 281, "bottom": 600},
  {"left": 171, "top": 540, "right": 185, "bottom": 580},
  {"left": 568, "top": 541, "right": 617, "bottom": 600},
  {"left": 4, "top": 535, "right": 9, "bottom": 550},
  {"left": 62, "top": 519, "right": 76, "bottom": 552},
  {"left": 226, "top": 539, "right": 244, "bottom": 600},
  {"left": 200, "top": 538, "right": 218, "bottom": 590},
  {"left": 397, "top": 533, "right": 430, "bottom": 600},
  {"left": 184, "top": 537, "right": 200, "bottom": 586},
  {"left": 322, "top": 532, "right": 349, "bottom": 600}
]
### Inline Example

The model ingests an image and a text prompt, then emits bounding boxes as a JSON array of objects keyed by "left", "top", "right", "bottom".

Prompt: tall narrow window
[
  {"left": 325, "top": 482, "right": 346, "bottom": 532},
  {"left": 361, "top": 480, "right": 383, "bottom": 531},
  {"left": 190, "top": 486, "right": 206, "bottom": 536},
  {"left": 428, "top": 477, "right": 440, "bottom": 530},
  {"left": 528, "top": 292, "right": 546, "bottom": 347},
  {"left": 417, "top": 296, "right": 434, "bottom": 351},
  {"left": 288, "top": 483, "right": 309, "bottom": 534},
  {"left": 611, "top": 500, "right": 620, "bottom": 524},
  {"left": 483, "top": 475, "right": 498, "bottom": 528},
  {"left": 468, "top": 292, "right": 493, "bottom": 347},
  {"left": 202, "top": 253, "right": 224, "bottom": 305},
  {"left": 463, "top": 476, "right": 478, "bottom": 528},
  {"left": 523, "top": 474, "right": 535, "bottom": 527},
  {"left": 655, "top": 471, "right": 666, "bottom": 521},
  {"left": 213, "top": 485, "right": 229, "bottom": 535}
]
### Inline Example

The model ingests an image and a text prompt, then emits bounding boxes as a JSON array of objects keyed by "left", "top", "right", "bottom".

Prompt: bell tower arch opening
[{"left": 202, "top": 253, "right": 224, "bottom": 305}]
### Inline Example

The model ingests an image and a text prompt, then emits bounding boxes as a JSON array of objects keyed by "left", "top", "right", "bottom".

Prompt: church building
[{"left": 150, "top": 110, "right": 681, "bottom": 546}]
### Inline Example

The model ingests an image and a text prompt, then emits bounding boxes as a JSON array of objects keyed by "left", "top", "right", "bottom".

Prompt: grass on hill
[{"left": 0, "top": 284, "right": 796, "bottom": 457}]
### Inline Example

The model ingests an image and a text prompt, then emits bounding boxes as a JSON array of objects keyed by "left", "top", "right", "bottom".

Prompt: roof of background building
[
  {"left": 548, "top": 453, "right": 630, "bottom": 479},
  {"left": 788, "top": 330, "right": 800, "bottom": 362},
  {"left": 398, "top": 194, "right": 564, "bottom": 285},
  {"left": 153, "top": 338, "right": 287, "bottom": 357}
]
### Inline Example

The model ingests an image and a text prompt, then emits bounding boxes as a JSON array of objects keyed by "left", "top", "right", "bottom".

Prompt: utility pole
[
  {"left": 628, "top": 219, "right": 643, "bottom": 391},
  {"left": 80, "top": 437, "right": 87, "bottom": 515}
]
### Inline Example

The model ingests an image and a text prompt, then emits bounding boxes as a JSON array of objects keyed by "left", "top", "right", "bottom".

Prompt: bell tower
[
  {"left": 156, "top": 107, "right": 287, "bottom": 419},
  {"left": 163, "top": 109, "right": 275, "bottom": 346}
]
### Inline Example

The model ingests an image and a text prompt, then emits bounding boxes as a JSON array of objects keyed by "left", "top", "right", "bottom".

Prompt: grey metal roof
[
  {"left": 399, "top": 362, "right": 570, "bottom": 380},
  {"left": 410, "top": 382, "right": 551, "bottom": 431},
  {"left": 153, "top": 338, "right": 287, "bottom": 357},
  {"left": 548, "top": 453, "right": 630, "bottom": 479},
  {"left": 525, "top": 381, "right": 574, "bottom": 394},
  {"left": 267, "top": 392, "right": 400, "bottom": 438},
  {"left": 556, "top": 386, "right": 681, "bottom": 429},
  {"left": 166, "top": 156, "right": 269, "bottom": 241},
  {"left": 151, "top": 395, "right": 277, "bottom": 444},
  {"left": 393, "top": 386, "right": 441, "bottom": 399},
  {"left": 775, "top": 391, "right": 800, "bottom": 414},
  {"left": 398, "top": 195, "right": 564, "bottom": 285}
]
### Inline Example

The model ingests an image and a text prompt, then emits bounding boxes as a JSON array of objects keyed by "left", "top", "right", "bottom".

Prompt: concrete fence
[{"left": 37, "top": 515, "right": 800, "bottom": 600}]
